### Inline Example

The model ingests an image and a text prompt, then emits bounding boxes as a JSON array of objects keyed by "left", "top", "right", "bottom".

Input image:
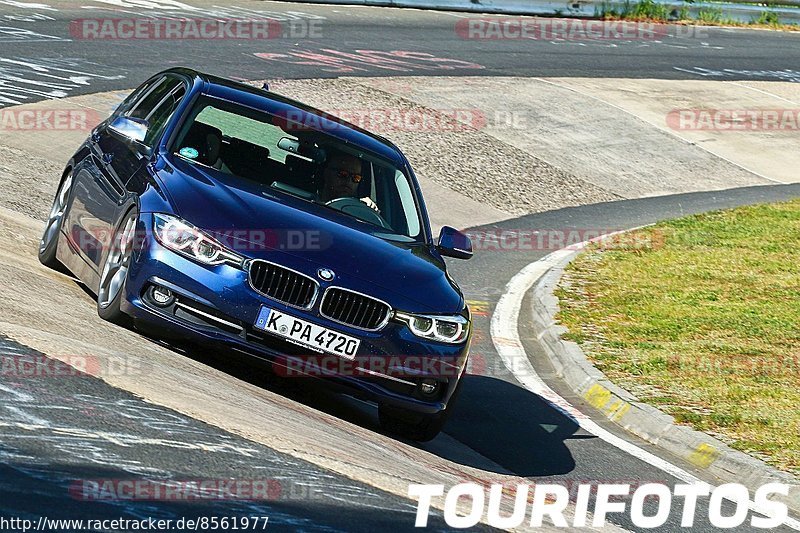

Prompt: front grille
[
  {"left": 248, "top": 260, "right": 318, "bottom": 309},
  {"left": 320, "top": 288, "right": 391, "bottom": 330}
]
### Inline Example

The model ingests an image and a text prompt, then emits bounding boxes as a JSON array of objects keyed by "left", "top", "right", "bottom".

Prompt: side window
[
  {"left": 393, "top": 170, "right": 420, "bottom": 238},
  {"left": 126, "top": 76, "right": 171, "bottom": 120},
  {"left": 143, "top": 83, "right": 186, "bottom": 146},
  {"left": 114, "top": 78, "right": 157, "bottom": 117},
  {"left": 122, "top": 76, "right": 185, "bottom": 147}
]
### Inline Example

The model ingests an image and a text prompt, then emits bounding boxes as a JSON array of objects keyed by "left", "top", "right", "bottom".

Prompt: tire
[
  {"left": 38, "top": 170, "right": 73, "bottom": 271},
  {"left": 97, "top": 210, "right": 138, "bottom": 326},
  {"left": 378, "top": 404, "right": 449, "bottom": 442},
  {"left": 379, "top": 377, "right": 465, "bottom": 442}
]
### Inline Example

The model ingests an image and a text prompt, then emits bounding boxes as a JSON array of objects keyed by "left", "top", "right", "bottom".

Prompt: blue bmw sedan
[{"left": 39, "top": 68, "right": 473, "bottom": 441}]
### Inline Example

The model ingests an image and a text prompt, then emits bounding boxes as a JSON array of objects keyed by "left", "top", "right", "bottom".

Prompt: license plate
[{"left": 254, "top": 306, "right": 361, "bottom": 360}]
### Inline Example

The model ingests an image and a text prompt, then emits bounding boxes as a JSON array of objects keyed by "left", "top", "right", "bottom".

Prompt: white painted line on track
[{"left": 490, "top": 234, "right": 800, "bottom": 530}]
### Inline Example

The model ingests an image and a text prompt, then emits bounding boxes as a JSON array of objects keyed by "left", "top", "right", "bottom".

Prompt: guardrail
[{"left": 284, "top": 0, "right": 800, "bottom": 23}]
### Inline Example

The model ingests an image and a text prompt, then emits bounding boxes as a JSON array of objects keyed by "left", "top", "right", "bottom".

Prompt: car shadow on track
[
  {"left": 137, "top": 331, "right": 584, "bottom": 479},
  {"left": 438, "top": 374, "right": 587, "bottom": 476}
]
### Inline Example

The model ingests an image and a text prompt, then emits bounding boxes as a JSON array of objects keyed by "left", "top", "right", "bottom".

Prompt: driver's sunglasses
[{"left": 332, "top": 167, "right": 363, "bottom": 184}]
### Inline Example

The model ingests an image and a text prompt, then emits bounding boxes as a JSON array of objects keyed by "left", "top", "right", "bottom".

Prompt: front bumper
[{"left": 120, "top": 216, "right": 470, "bottom": 414}]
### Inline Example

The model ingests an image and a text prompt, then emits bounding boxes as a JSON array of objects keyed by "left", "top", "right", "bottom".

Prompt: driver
[{"left": 319, "top": 151, "right": 379, "bottom": 212}]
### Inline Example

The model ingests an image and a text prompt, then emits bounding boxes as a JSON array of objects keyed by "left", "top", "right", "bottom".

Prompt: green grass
[
  {"left": 556, "top": 199, "right": 800, "bottom": 475},
  {"left": 595, "top": 0, "right": 798, "bottom": 29},
  {"left": 754, "top": 10, "right": 782, "bottom": 26},
  {"left": 696, "top": 7, "right": 725, "bottom": 23},
  {"left": 595, "top": 0, "right": 671, "bottom": 21},
  {"left": 628, "top": 0, "right": 671, "bottom": 20}
]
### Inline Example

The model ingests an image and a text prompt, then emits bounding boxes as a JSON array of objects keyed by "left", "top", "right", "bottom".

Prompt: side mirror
[
  {"left": 109, "top": 116, "right": 149, "bottom": 145},
  {"left": 437, "top": 226, "right": 473, "bottom": 260}
]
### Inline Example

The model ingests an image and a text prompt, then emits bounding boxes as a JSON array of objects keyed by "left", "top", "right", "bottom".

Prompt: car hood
[{"left": 155, "top": 158, "right": 464, "bottom": 314}]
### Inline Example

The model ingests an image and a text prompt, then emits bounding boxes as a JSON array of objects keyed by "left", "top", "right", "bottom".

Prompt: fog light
[
  {"left": 419, "top": 378, "right": 439, "bottom": 396},
  {"left": 151, "top": 285, "right": 174, "bottom": 307}
]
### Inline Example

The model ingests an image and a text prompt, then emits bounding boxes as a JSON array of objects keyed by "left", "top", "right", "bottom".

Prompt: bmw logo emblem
[{"left": 317, "top": 268, "right": 335, "bottom": 281}]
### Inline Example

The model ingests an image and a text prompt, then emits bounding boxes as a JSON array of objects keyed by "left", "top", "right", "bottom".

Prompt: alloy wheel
[
  {"left": 98, "top": 214, "right": 137, "bottom": 309},
  {"left": 39, "top": 174, "right": 73, "bottom": 254}
]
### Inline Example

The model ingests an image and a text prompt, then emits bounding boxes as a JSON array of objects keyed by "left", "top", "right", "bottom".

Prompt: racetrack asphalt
[
  {"left": 0, "top": 333, "right": 474, "bottom": 533},
  {"left": 0, "top": 0, "right": 799, "bottom": 99},
  {"left": 0, "top": 0, "right": 799, "bottom": 531}
]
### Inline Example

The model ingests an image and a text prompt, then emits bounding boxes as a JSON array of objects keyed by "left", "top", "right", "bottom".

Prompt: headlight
[
  {"left": 153, "top": 213, "right": 243, "bottom": 267},
  {"left": 394, "top": 311, "right": 469, "bottom": 344}
]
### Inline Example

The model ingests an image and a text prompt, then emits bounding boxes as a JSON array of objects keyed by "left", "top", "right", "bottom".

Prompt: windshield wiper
[
  {"left": 174, "top": 152, "right": 223, "bottom": 173},
  {"left": 269, "top": 181, "right": 315, "bottom": 201}
]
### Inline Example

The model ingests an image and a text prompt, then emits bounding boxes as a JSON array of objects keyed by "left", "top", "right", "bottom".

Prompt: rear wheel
[
  {"left": 97, "top": 210, "right": 138, "bottom": 326},
  {"left": 38, "top": 171, "right": 73, "bottom": 270}
]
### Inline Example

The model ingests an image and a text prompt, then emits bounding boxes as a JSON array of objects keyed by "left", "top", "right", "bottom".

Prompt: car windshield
[{"left": 169, "top": 95, "right": 424, "bottom": 242}]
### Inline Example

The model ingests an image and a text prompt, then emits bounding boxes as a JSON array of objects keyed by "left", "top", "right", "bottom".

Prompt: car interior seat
[{"left": 181, "top": 121, "right": 224, "bottom": 168}]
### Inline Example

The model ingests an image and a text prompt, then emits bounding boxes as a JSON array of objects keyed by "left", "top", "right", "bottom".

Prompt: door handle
[{"left": 102, "top": 153, "right": 114, "bottom": 165}]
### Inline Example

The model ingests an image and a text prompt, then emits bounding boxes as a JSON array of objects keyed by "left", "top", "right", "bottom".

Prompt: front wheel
[
  {"left": 378, "top": 404, "right": 449, "bottom": 442},
  {"left": 97, "top": 210, "right": 138, "bottom": 326},
  {"left": 38, "top": 171, "right": 73, "bottom": 270}
]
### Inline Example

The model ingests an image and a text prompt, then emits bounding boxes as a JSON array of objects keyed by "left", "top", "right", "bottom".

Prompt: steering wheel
[{"left": 325, "top": 197, "right": 390, "bottom": 229}]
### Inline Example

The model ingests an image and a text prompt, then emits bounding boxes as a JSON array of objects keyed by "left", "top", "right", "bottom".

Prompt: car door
[{"left": 65, "top": 75, "right": 183, "bottom": 282}]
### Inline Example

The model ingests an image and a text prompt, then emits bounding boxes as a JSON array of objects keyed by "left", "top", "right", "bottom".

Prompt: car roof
[{"left": 163, "top": 68, "right": 406, "bottom": 166}]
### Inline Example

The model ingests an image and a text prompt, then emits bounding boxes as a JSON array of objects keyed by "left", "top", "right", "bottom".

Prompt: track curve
[{"left": 0, "top": 1, "right": 798, "bottom": 531}]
